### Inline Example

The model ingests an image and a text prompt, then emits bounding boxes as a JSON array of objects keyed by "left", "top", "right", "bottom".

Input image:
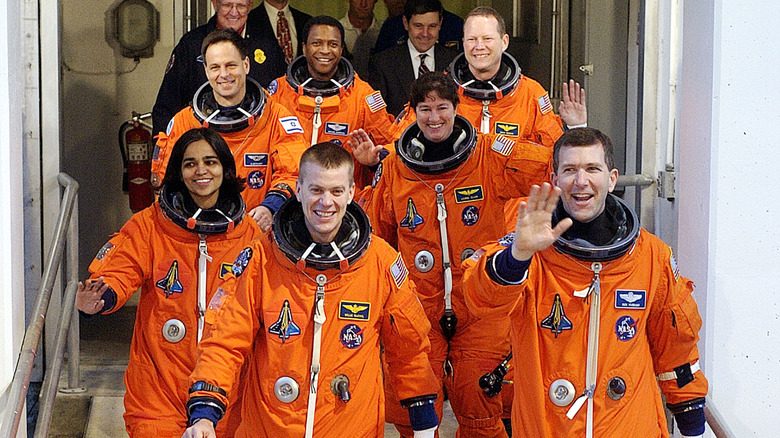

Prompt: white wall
[
  {"left": 678, "top": 0, "right": 780, "bottom": 435},
  {"left": 1, "top": 0, "right": 30, "bottom": 435},
  {"left": 60, "top": 0, "right": 174, "bottom": 277}
]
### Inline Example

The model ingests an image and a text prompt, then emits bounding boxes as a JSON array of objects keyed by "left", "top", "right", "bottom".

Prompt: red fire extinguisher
[{"left": 119, "top": 112, "right": 154, "bottom": 212}]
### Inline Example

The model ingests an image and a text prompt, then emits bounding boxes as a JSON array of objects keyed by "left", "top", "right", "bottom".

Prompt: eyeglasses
[{"left": 218, "top": 2, "right": 250, "bottom": 13}]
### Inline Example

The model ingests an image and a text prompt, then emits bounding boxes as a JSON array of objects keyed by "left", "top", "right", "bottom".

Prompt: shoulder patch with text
[
  {"left": 454, "top": 185, "right": 484, "bottom": 203},
  {"left": 495, "top": 122, "right": 519, "bottom": 137},
  {"left": 325, "top": 122, "right": 350, "bottom": 136},
  {"left": 339, "top": 301, "right": 371, "bottom": 321}
]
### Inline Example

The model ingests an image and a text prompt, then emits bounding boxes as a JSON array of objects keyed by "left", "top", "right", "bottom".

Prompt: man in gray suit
[{"left": 368, "top": 0, "right": 459, "bottom": 117}]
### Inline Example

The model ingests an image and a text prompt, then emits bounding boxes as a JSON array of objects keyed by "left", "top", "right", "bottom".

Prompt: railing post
[
  {"left": 64, "top": 192, "right": 83, "bottom": 392},
  {"left": 0, "top": 173, "right": 79, "bottom": 438}
]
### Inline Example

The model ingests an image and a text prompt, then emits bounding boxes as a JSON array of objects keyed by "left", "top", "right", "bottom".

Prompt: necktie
[
  {"left": 277, "top": 11, "right": 294, "bottom": 64},
  {"left": 418, "top": 53, "right": 430, "bottom": 78}
]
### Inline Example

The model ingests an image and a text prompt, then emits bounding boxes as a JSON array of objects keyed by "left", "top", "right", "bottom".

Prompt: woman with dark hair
[{"left": 75, "top": 127, "right": 261, "bottom": 437}]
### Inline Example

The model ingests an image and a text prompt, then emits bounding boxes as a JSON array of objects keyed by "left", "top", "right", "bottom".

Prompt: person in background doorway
[
  {"left": 372, "top": 0, "right": 463, "bottom": 54},
  {"left": 339, "top": 0, "right": 383, "bottom": 78},
  {"left": 368, "top": 0, "right": 459, "bottom": 116}
]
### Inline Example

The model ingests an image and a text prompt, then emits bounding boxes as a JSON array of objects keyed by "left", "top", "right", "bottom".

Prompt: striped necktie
[
  {"left": 277, "top": 11, "right": 294, "bottom": 64},
  {"left": 418, "top": 53, "right": 430, "bottom": 78}
]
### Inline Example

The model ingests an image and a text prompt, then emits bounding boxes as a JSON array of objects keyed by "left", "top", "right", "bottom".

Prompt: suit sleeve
[
  {"left": 359, "top": 84, "right": 399, "bottom": 146},
  {"left": 87, "top": 213, "right": 153, "bottom": 313},
  {"left": 484, "top": 136, "right": 553, "bottom": 200},
  {"left": 150, "top": 110, "right": 189, "bottom": 183},
  {"left": 361, "top": 158, "right": 400, "bottom": 249},
  {"left": 526, "top": 81, "right": 564, "bottom": 148},
  {"left": 379, "top": 253, "right": 439, "bottom": 401},
  {"left": 188, "top": 241, "right": 265, "bottom": 409},
  {"left": 266, "top": 105, "right": 307, "bottom": 204},
  {"left": 646, "top": 245, "right": 709, "bottom": 406},
  {"left": 461, "top": 242, "right": 526, "bottom": 320}
]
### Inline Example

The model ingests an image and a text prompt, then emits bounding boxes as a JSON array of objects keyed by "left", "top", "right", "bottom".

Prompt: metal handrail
[
  {"left": 706, "top": 396, "right": 737, "bottom": 438},
  {"left": 1, "top": 173, "right": 80, "bottom": 438}
]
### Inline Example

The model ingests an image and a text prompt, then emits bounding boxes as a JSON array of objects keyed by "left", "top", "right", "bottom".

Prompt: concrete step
[{"left": 84, "top": 396, "right": 127, "bottom": 438}]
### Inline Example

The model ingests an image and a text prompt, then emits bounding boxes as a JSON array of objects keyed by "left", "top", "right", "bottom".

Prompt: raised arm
[
  {"left": 510, "top": 183, "right": 573, "bottom": 261},
  {"left": 558, "top": 79, "right": 587, "bottom": 128},
  {"left": 347, "top": 129, "right": 383, "bottom": 167}
]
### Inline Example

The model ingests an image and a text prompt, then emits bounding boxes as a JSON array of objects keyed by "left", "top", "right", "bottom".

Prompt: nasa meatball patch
[
  {"left": 340, "top": 324, "right": 364, "bottom": 349},
  {"left": 615, "top": 316, "right": 638, "bottom": 341}
]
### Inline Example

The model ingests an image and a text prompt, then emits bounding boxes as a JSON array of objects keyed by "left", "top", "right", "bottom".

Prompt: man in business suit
[
  {"left": 246, "top": 0, "right": 311, "bottom": 68},
  {"left": 368, "top": 0, "right": 459, "bottom": 117}
]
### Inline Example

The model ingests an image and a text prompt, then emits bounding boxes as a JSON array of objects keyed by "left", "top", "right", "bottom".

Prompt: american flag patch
[
  {"left": 491, "top": 135, "right": 515, "bottom": 156},
  {"left": 390, "top": 254, "right": 409, "bottom": 288},
  {"left": 365, "top": 91, "right": 387, "bottom": 113},
  {"left": 538, "top": 93, "right": 553, "bottom": 114},
  {"left": 670, "top": 249, "right": 680, "bottom": 281}
]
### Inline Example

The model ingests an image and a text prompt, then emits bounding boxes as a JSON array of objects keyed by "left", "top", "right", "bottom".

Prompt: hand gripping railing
[{"left": 1, "top": 173, "right": 83, "bottom": 438}]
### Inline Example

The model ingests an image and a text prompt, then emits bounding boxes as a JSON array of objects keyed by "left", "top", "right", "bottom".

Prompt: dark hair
[
  {"left": 201, "top": 28, "right": 248, "bottom": 60},
  {"left": 162, "top": 128, "right": 245, "bottom": 196},
  {"left": 552, "top": 128, "right": 615, "bottom": 172},
  {"left": 465, "top": 6, "right": 506, "bottom": 37},
  {"left": 404, "top": 0, "right": 443, "bottom": 21},
  {"left": 299, "top": 142, "right": 354, "bottom": 185},
  {"left": 409, "top": 71, "right": 459, "bottom": 110},
  {"left": 302, "top": 16, "right": 346, "bottom": 47}
]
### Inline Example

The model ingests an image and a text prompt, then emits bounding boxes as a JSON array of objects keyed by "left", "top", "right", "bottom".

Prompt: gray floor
[{"left": 62, "top": 299, "right": 459, "bottom": 437}]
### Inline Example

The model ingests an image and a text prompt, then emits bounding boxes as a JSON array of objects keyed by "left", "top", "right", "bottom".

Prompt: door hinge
[{"left": 657, "top": 165, "right": 676, "bottom": 200}]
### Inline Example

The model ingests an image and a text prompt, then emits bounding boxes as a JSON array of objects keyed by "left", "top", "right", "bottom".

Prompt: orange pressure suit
[
  {"left": 187, "top": 200, "right": 439, "bottom": 437},
  {"left": 269, "top": 57, "right": 398, "bottom": 190},
  {"left": 462, "top": 196, "right": 709, "bottom": 437},
  {"left": 151, "top": 79, "right": 307, "bottom": 211},
  {"left": 393, "top": 53, "right": 565, "bottom": 232},
  {"left": 362, "top": 117, "right": 551, "bottom": 437},
  {"left": 87, "top": 189, "right": 261, "bottom": 437}
]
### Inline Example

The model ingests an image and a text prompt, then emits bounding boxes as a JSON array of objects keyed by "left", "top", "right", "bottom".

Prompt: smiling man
[
  {"left": 355, "top": 72, "right": 552, "bottom": 438},
  {"left": 269, "top": 16, "right": 397, "bottom": 191},
  {"left": 181, "top": 142, "right": 440, "bottom": 438},
  {"left": 462, "top": 128, "right": 709, "bottom": 438},
  {"left": 152, "top": 29, "right": 308, "bottom": 231},
  {"left": 368, "top": 0, "right": 459, "bottom": 116},
  {"left": 152, "top": 0, "right": 289, "bottom": 137}
]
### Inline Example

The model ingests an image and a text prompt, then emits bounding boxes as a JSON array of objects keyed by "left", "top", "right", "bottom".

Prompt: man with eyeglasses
[{"left": 152, "top": 0, "right": 289, "bottom": 137}]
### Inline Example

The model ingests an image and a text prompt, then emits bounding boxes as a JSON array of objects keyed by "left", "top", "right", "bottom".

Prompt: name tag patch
[
  {"left": 339, "top": 301, "right": 371, "bottom": 320},
  {"left": 244, "top": 153, "right": 268, "bottom": 167},
  {"left": 325, "top": 122, "right": 349, "bottom": 136},
  {"left": 454, "top": 185, "right": 484, "bottom": 203},
  {"left": 495, "top": 122, "right": 519, "bottom": 137},
  {"left": 615, "top": 289, "right": 646, "bottom": 309}
]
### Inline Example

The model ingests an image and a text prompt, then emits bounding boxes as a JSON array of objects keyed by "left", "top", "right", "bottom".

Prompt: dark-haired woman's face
[
  {"left": 181, "top": 140, "right": 224, "bottom": 209},
  {"left": 416, "top": 92, "right": 456, "bottom": 143}
]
